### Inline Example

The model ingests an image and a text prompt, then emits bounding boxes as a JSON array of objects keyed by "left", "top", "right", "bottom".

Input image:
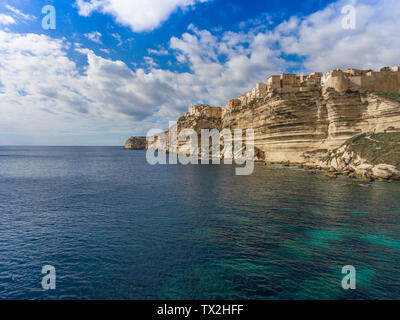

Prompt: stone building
[
  {"left": 267, "top": 75, "right": 281, "bottom": 91},
  {"left": 224, "top": 98, "right": 242, "bottom": 112},
  {"left": 343, "top": 68, "right": 364, "bottom": 76},
  {"left": 255, "top": 82, "right": 267, "bottom": 97},
  {"left": 188, "top": 105, "right": 222, "bottom": 118},
  {"left": 266, "top": 72, "right": 322, "bottom": 92},
  {"left": 238, "top": 93, "right": 248, "bottom": 106},
  {"left": 280, "top": 73, "right": 297, "bottom": 88},
  {"left": 322, "top": 66, "right": 400, "bottom": 93},
  {"left": 300, "top": 72, "right": 323, "bottom": 87},
  {"left": 321, "top": 69, "right": 343, "bottom": 85}
]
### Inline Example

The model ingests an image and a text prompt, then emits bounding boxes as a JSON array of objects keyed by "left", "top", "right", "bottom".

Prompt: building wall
[
  {"left": 323, "top": 69, "right": 400, "bottom": 93},
  {"left": 280, "top": 74, "right": 297, "bottom": 88},
  {"left": 188, "top": 105, "right": 222, "bottom": 118},
  {"left": 255, "top": 82, "right": 267, "bottom": 97},
  {"left": 238, "top": 94, "right": 247, "bottom": 106},
  {"left": 324, "top": 73, "right": 350, "bottom": 92},
  {"left": 223, "top": 99, "right": 241, "bottom": 114},
  {"left": 267, "top": 76, "right": 281, "bottom": 91},
  {"left": 363, "top": 72, "right": 400, "bottom": 92}
]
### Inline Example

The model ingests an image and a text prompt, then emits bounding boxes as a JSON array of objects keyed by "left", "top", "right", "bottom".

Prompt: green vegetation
[
  {"left": 248, "top": 99, "right": 257, "bottom": 107},
  {"left": 344, "top": 132, "right": 400, "bottom": 169},
  {"left": 380, "top": 66, "right": 392, "bottom": 72},
  {"left": 369, "top": 91, "right": 400, "bottom": 103}
]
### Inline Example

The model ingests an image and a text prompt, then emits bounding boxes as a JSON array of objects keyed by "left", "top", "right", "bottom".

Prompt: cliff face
[
  {"left": 220, "top": 89, "right": 400, "bottom": 163},
  {"left": 146, "top": 89, "right": 400, "bottom": 160},
  {"left": 147, "top": 113, "right": 222, "bottom": 155},
  {"left": 125, "top": 65, "right": 400, "bottom": 180},
  {"left": 222, "top": 88, "right": 328, "bottom": 162},
  {"left": 138, "top": 85, "right": 400, "bottom": 180},
  {"left": 322, "top": 89, "right": 400, "bottom": 149}
]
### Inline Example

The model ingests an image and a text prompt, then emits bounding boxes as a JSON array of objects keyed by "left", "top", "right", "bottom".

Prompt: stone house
[
  {"left": 280, "top": 73, "right": 297, "bottom": 88},
  {"left": 188, "top": 105, "right": 222, "bottom": 118},
  {"left": 224, "top": 98, "right": 242, "bottom": 112},
  {"left": 343, "top": 68, "right": 363, "bottom": 76},
  {"left": 255, "top": 82, "right": 267, "bottom": 97},
  {"left": 267, "top": 75, "right": 281, "bottom": 91},
  {"left": 321, "top": 69, "right": 343, "bottom": 85}
]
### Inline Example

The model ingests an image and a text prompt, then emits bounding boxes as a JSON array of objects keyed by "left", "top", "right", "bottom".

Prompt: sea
[{"left": 0, "top": 146, "right": 400, "bottom": 299}]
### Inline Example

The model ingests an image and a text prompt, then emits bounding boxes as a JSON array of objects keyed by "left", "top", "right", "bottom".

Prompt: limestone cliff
[
  {"left": 127, "top": 67, "right": 400, "bottom": 181},
  {"left": 222, "top": 88, "right": 328, "bottom": 162},
  {"left": 152, "top": 113, "right": 222, "bottom": 156},
  {"left": 220, "top": 88, "right": 400, "bottom": 163}
]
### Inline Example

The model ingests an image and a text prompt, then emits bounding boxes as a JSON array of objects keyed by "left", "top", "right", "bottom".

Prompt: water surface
[{"left": 0, "top": 146, "right": 399, "bottom": 299}]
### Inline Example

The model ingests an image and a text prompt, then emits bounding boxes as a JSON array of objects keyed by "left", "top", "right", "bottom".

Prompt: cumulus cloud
[
  {"left": 168, "top": 25, "right": 285, "bottom": 103},
  {"left": 75, "top": 0, "right": 208, "bottom": 32},
  {"left": 277, "top": 0, "right": 400, "bottom": 72},
  {"left": 0, "top": 30, "right": 172, "bottom": 143},
  {"left": 1, "top": 0, "right": 400, "bottom": 145},
  {"left": 0, "top": 23, "right": 285, "bottom": 144},
  {"left": 0, "top": 30, "right": 212, "bottom": 143}
]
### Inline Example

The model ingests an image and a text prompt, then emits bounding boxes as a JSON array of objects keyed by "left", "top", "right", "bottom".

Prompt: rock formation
[
  {"left": 123, "top": 136, "right": 147, "bottom": 149},
  {"left": 311, "top": 132, "right": 400, "bottom": 181},
  {"left": 126, "top": 66, "right": 400, "bottom": 181}
]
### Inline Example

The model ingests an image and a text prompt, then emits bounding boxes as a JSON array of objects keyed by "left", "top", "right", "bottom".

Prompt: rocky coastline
[
  {"left": 124, "top": 66, "right": 400, "bottom": 182},
  {"left": 266, "top": 132, "right": 400, "bottom": 182}
]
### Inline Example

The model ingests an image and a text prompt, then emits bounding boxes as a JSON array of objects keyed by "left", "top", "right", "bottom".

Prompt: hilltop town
[
  {"left": 185, "top": 66, "right": 400, "bottom": 118},
  {"left": 125, "top": 65, "right": 400, "bottom": 181}
]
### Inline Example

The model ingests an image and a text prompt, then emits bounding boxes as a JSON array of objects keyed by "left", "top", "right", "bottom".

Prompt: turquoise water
[{"left": 0, "top": 146, "right": 400, "bottom": 299}]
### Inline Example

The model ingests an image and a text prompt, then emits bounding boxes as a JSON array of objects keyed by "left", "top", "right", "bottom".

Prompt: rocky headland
[
  {"left": 124, "top": 66, "right": 400, "bottom": 182},
  {"left": 123, "top": 136, "right": 147, "bottom": 150}
]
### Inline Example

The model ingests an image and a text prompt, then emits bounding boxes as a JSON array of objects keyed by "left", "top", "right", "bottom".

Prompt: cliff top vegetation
[
  {"left": 345, "top": 132, "right": 400, "bottom": 169},
  {"left": 370, "top": 91, "right": 400, "bottom": 103}
]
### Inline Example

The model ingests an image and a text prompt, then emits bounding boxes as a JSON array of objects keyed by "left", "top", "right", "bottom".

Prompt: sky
[{"left": 0, "top": 0, "right": 399, "bottom": 145}]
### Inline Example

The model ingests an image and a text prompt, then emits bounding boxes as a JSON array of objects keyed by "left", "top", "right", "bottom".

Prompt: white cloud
[
  {"left": 0, "top": 30, "right": 199, "bottom": 143},
  {"left": 1, "top": 0, "right": 400, "bottom": 145},
  {"left": 99, "top": 48, "right": 111, "bottom": 54},
  {"left": 277, "top": 0, "right": 400, "bottom": 72},
  {"left": 75, "top": 0, "right": 208, "bottom": 32},
  {"left": 148, "top": 48, "right": 169, "bottom": 55},
  {"left": 110, "top": 32, "right": 123, "bottom": 46},
  {"left": 168, "top": 25, "right": 285, "bottom": 102},
  {"left": 84, "top": 31, "right": 102, "bottom": 44},
  {"left": 5, "top": 5, "right": 36, "bottom": 22},
  {"left": 0, "top": 14, "right": 16, "bottom": 25},
  {"left": 144, "top": 56, "right": 158, "bottom": 68}
]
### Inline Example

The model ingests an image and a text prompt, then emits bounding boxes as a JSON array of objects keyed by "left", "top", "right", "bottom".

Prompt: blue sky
[
  {"left": 3, "top": 0, "right": 332, "bottom": 74},
  {"left": 0, "top": 0, "right": 399, "bottom": 145}
]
